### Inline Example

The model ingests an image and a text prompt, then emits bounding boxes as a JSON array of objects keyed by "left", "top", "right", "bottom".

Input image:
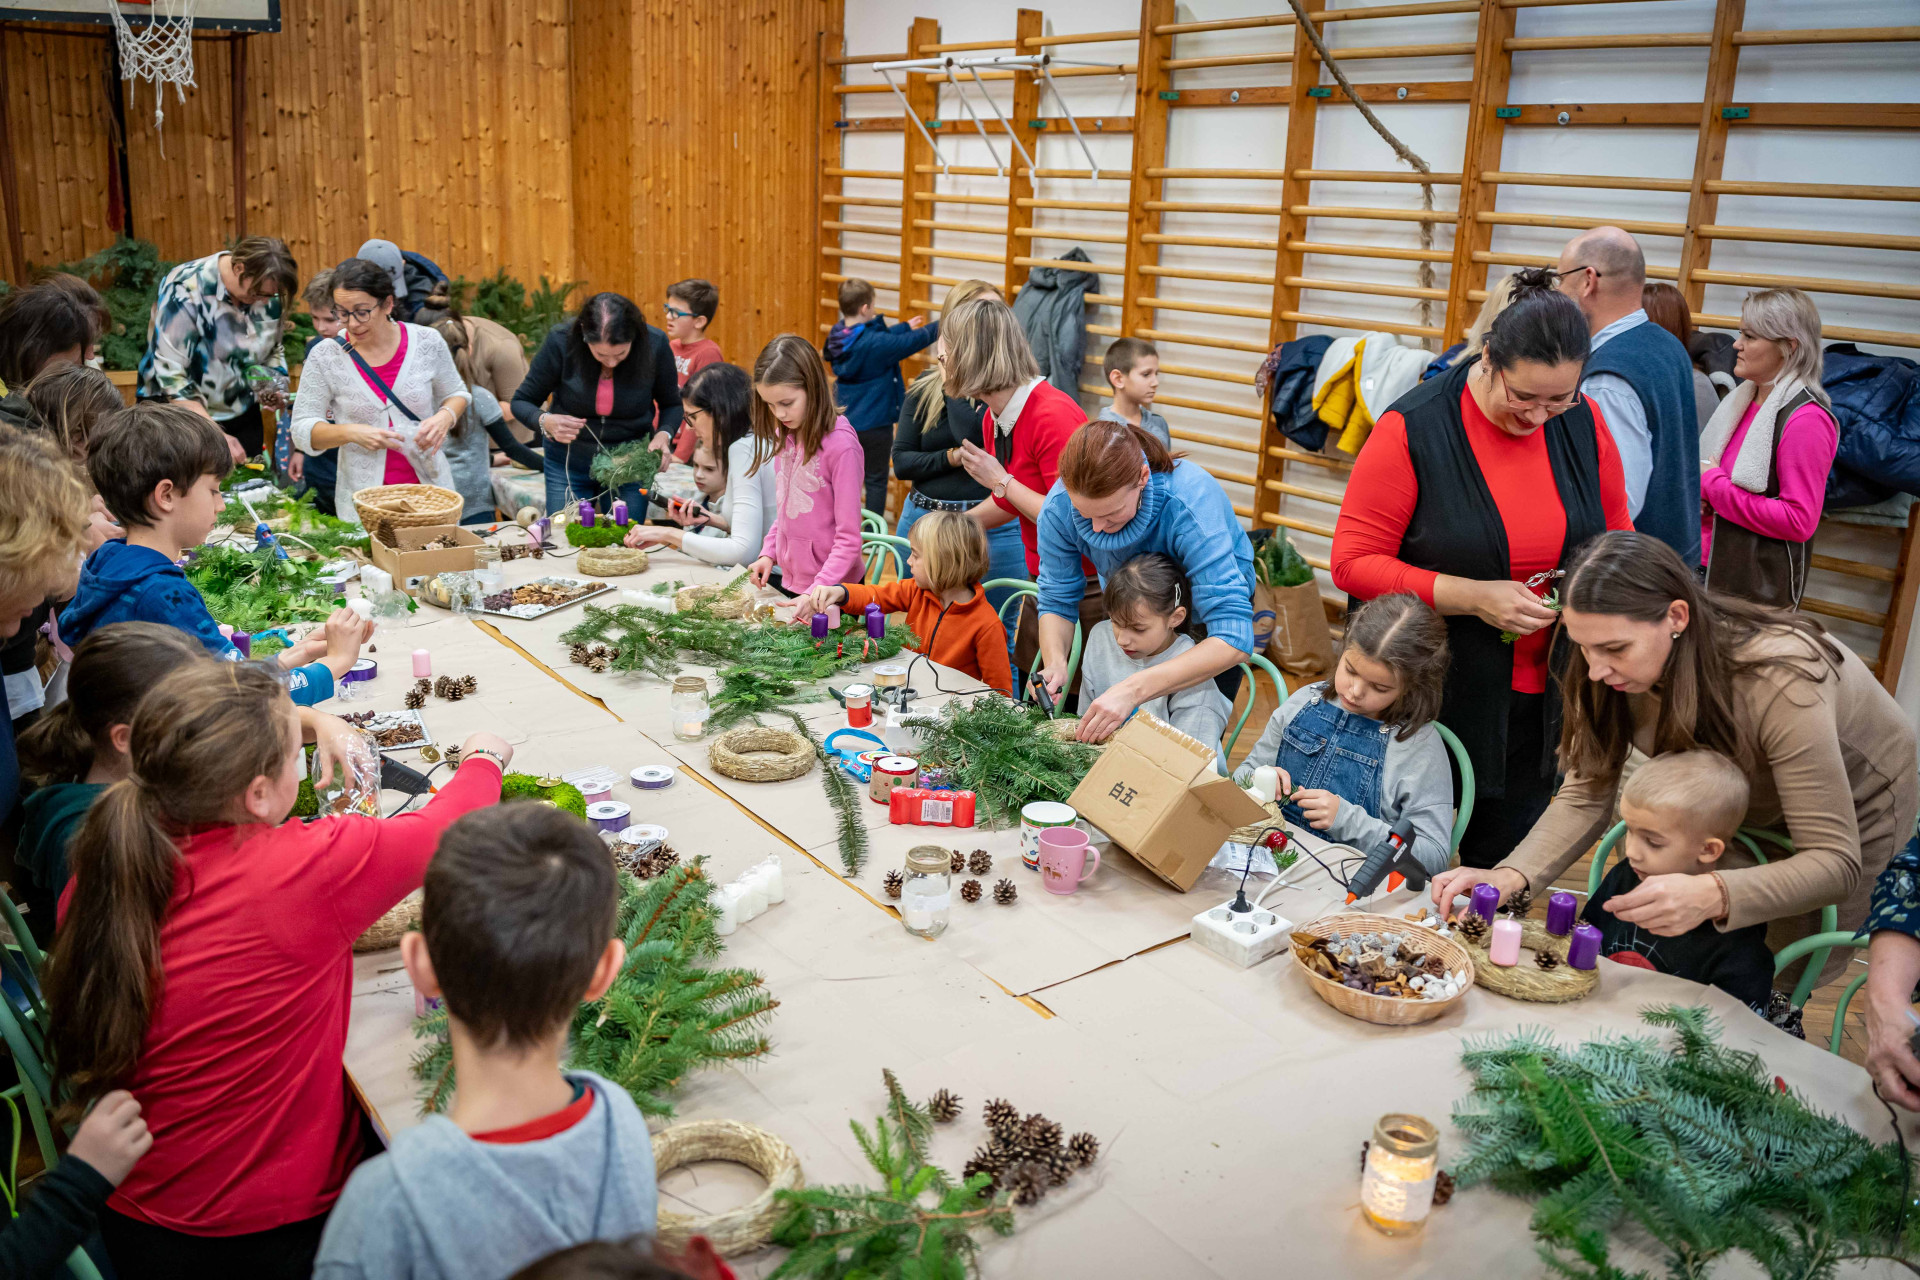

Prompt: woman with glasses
[
  {"left": 289, "top": 257, "right": 470, "bottom": 524},
  {"left": 1332, "top": 266, "right": 1634, "bottom": 867}
]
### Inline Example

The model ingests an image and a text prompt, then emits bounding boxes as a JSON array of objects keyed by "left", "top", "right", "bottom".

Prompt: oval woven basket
[
  {"left": 353, "top": 890, "right": 421, "bottom": 952},
  {"left": 709, "top": 727, "right": 815, "bottom": 782},
  {"left": 1458, "top": 916, "right": 1598, "bottom": 1003},
  {"left": 1291, "top": 913, "right": 1475, "bottom": 1027},
  {"left": 653, "top": 1119, "right": 804, "bottom": 1257},
  {"left": 352, "top": 483, "right": 464, "bottom": 532},
  {"left": 577, "top": 545, "right": 650, "bottom": 577}
]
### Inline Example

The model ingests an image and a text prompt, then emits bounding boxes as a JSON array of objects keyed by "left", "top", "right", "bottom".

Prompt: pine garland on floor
[
  {"left": 1451, "top": 1004, "right": 1920, "bottom": 1280},
  {"left": 771, "top": 1069, "right": 1014, "bottom": 1278},
  {"left": 410, "top": 860, "right": 776, "bottom": 1118},
  {"left": 905, "top": 695, "right": 1102, "bottom": 828}
]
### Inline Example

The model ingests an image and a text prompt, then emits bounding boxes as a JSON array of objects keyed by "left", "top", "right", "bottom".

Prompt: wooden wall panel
[
  {"left": 126, "top": 35, "right": 237, "bottom": 262},
  {"left": 570, "top": 0, "right": 635, "bottom": 291},
  {"left": 2, "top": 28, "right": 116, "bottom": 271}
]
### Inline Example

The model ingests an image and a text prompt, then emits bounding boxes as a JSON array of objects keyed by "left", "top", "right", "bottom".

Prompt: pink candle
[
  {"left": 1488, "top": 918, "right": 1522, "bottom": 967},
  {"left": 412, "top": 648, "right": 431, "bottom": 678}
]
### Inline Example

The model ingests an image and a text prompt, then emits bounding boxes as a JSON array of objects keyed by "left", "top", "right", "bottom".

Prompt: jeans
[
  {"left": 1274, "top": 688, "right": 1389, "bottom": 831},
  {"left": 543, "top": 444, "right": 648, "bottom": 519},
  {"left": 897, "top": 499, "right": 1029, "bottom": 621}
]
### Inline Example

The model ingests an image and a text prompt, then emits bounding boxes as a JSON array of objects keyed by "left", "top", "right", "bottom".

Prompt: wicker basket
[
  {"left": 353, "top": 890, "right": 421, "bottom": 952},
  {"left": 653, "top": 1119, "right": 804, "bottom": 1257},
  {"left": 1460, "top": 916, "right": 1598, "bottom": 1003},
  {"left": 352, "top": 484, "right": 464, "bottom": 533},
  {"left": 1291, "top": 913, "right": 1475, "bottom": 1027}
]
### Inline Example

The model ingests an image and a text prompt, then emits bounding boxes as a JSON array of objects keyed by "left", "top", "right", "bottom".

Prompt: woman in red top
[
  {"left": 1333, "top": 268, "right": 1632, "bottom": 867},
  {"left": 939, "top": 294, "right": 1096, "bottom": 684},
  {"left": 44, "top": 660, "right": 513, "bottom": 1278}
]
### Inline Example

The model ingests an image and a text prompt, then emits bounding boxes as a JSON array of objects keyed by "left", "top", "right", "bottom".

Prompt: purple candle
[
  {"left": 865, "top": 603, "right": 884, "bottom": 639},
  {"left": 1568, "top": 922, "right": 1602, "bottom": 970},
  {"left": 810, "top": 612, "right": 830, "bottom": 640},
  {"left": 1469, "top": 882, "right": 1501, "bottom": 924},
  {"left": 577, "top": 500, "right": 595, "bottom": 527},
  {"left": 1546, "top": 891, "right": 1578, "bottom": 937},
  {"left": 232, "top": 631, "right": 252, "bottom": 659},
  {"left": 611, "top": 499, "right": 629, "bottom": 525}
]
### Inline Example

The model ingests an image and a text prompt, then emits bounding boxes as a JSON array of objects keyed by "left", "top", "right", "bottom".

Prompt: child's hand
[
  {"left": 666, "top": 497, "right": 711, "bottom": 528},
  {"left": 458, "top": 732, "right": 514, "bottom": 771},
  {"left": 322, "top": 607, "right": 373, "bottom": 670},
  {"left": 908, "top": 315, "right": 927, "bottom": 330},
  {"left": 1293, "top": 788, "right": 1341, "bottom": 831},
  {"left": 67, "top": 1090, "right": 152, "bottom": 1187},
  {"left": 788, "top": 584, "right": 845, "bottom": 620},
  {"left": 746, "top": 556, "right": 775, "bottom": 588},
  {"left": 306, "top": 710, "right": 362, "bottom": 790}
]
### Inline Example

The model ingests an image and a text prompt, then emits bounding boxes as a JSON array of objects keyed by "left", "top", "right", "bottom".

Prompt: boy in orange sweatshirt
[{"left": 790, "top": 510, "right": 1011, "bottom": 695}]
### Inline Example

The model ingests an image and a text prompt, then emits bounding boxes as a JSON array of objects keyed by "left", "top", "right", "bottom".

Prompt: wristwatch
[
  {"left": 993, "top": 474, "right": 1014, "bottom": 499},
  {"left": 463, "top": 747, "right": 509, "bottom": 773}
]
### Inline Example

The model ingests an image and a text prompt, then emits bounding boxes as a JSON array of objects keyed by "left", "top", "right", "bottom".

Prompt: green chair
[
  {"left": 983, "top": 578, "right": 1081, "bottom": 711},
  {"left": 861, "top": 533, "right": 909, "bottom": 584},
  {"left": 861, "top": 508, "right": 888, "bottom": 537},
  {"left": 1220, "top": 654, "right": 1289, "bottom": 774},
  {"left": 0, "top": 998, "right": 57, "bottom": 1175},
  {"left": 1772, "top": 931, "right": 1870, "bottom": 1056},
  {"left": 1589, "top": 822, "right": 1838, "bottom": 1007},
  {"left": 0, "top": 890, "right": 42, "bottom": 978},
  {"left": 0, "top": 1020, "right": 104, "bottom": 1280},
  {"left": 1434, "top": 723, "right": 1475, "bottom": 856}
]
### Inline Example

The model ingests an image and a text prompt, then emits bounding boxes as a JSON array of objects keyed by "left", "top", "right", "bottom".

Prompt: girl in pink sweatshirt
[{"left": 745, "top": 335, "right": 866, "bottom": 595}]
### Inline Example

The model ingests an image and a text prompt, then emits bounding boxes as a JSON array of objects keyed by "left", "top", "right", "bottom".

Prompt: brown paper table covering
[{"left": 339, "top": 540, "right": 1912, "bottom": 1277}]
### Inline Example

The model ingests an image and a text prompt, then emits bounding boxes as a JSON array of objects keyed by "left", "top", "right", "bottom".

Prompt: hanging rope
[{"left": 1285, "top": 0, "right": 1439, "bottom": 337}]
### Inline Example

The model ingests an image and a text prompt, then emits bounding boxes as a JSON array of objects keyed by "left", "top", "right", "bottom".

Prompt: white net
[{"left": 105, "top": 0, "right": 199, "bottom": 132}]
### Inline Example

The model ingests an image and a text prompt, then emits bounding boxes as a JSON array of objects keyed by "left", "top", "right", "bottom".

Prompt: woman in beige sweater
[{"left": 1431, "top": 530, "right": 1917, "bottom": 989}]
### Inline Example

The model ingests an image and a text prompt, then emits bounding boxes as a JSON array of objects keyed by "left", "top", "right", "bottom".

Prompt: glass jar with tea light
[
  {"left": 472, "top": 544, "right": 504, "bottom": 593},
  {"left": 670, "top": 675, "right": 711, "bottom": 741},
  {"left": 1361, "top": 1113, "right": 1440, "bottom": 1235},
  {"left": 899, "top": 845, "right": 953, "bottom": 939}
]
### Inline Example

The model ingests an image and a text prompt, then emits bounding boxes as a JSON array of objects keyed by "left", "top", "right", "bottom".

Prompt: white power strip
[{"left": 1190, "top": 899, "right": 1295, "bottom": 969}]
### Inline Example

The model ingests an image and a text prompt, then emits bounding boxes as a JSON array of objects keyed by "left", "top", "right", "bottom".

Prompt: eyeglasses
[
  {"left": 1552, "top": 264, "right": 1603, "bottom": 284},
  {"left": 1494, "top": 368, "right": 1581, "bottom": 415},
  {"left": 663, "top": 305, "right": 695, "bottom": 320},
  {"left": 683, "top": 405, "right": 708, "bottom": 423},
  {"left": 339, "top": 305, "right": 383, "bottom": 324}
]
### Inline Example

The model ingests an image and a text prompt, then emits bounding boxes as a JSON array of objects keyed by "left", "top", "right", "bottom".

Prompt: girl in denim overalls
[{"left": 1247, "top": 593, "right": 1459, "bottom": 877}]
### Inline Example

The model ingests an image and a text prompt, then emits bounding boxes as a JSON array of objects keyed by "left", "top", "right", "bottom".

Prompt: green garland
[
  {"left": 905, "top": 695, "right": 1101, "bottom": 828},
  {"left": 589, "top": 439, "right": 666, "bottom": 494},
  {"left": 190, "top": 485, "right": 371, "bottom": 635},
  {"left": 1452, "top": 1004, "right": 1920, "bottom": 1279},
  {"left": 411, "top": 860, "right": 776, "bottom": 1118}
]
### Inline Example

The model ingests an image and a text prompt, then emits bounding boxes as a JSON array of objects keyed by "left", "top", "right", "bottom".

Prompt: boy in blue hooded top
[
  {"left": 315, "top": 804, "right": 658, "bottom": 1280},
  {"left": 64, "top": 401, "right": 367, "bottom": 705},
  {"left": 823, "top": 278, "right": 939, "bottom": 514}
]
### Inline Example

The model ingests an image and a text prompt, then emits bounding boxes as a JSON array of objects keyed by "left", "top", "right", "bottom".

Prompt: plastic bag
[
  {"left": 311, "top": 729, "right": 381, "bottom": 818},
  {"left": 1254, "top": 533, "right": 1315, "bottom": 588}
]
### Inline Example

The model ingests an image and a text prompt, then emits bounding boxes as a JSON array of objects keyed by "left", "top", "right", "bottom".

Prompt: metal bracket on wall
[{"left": 872, "top": 58, "right": 957, "bottom": 174}]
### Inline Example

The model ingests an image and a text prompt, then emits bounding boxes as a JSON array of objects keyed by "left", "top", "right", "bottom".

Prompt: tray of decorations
[
  {"left": 338, "top": 707, "right": 433, "bottom": 754},
  {"left": 1289, "top": 913, "right": 1474, "bottom": 1026},
  {"left": 480, "top": 576, "right": 613, "bottom": 619}
]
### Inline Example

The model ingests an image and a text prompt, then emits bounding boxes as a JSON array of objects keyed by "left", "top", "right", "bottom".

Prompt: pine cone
[
  {"left": 1534, "top": 948, "right": 1562, "bottom": 972},
  {"left": 434, "top": 676, "right": 455, "bottom": 699},
  {"left": 1068, "top": 1132, "right": 1099, "bottom": 1168},
  {"left": 586, "top": 655, "right": 610, "bottom": 674},
  {"left": 1007, "top": 1160, "right": 1049, "bottom": 1207},
  {"left": 1044, "top": 1147, "right": 1076, "bottom": 1186},
  {"left": 1455, "top": 913, "right": 1489, "bottom": 944},
  {"left": 883, "top": 869, "right": 904, "bottom": 899},
  {"left": 949, "top": 849, "right": 965, "bottom": 873},
  {"left": 457, "top": 674, "right": 477, "bottom": 695},
  {"left": 993, "top": 878, "right": 1017, "bottom": 905},
  {"left": 960, "top": 879, "right": 982, "bottom": 903},
  {"left": 968, "top": 849, "right": 992, "bottom": 876},
  {"left": 414, "top": 677, "right": 432, "bottom": 696},
  {"left": 1021, "top": 1115, "right": 1063, "bottom": 1152},
  {"left": 591, "top": 643, "right": 612, "bottom": 659},
  {"left": 1499, "top": 887, "right": 1535, "bottom": 918},
  {"left": 962, "top": 1147, "right": 1005, "bottom": 1194},
  {"left": 983, "top": 1097, "right": 1018, "bottom": 1133},
  {"left": 442, "top": 682, "right": 465, "bottom": 702},
  {"left": 568, "top": 643, "right": 590, "bottom": 665},
  {"left": 928, "top": 1089, "right": 962, "bottom": 1123},
  {"left": 1432, "top": 1169, "right": 1456, "bottom": 1207},
  {"left": 403, "top": 688, "right": 426, "bottom": 710}
]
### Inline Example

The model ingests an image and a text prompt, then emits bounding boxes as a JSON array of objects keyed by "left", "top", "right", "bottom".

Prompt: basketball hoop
[{"left": 105, "top": 0, "right": 199, "bottom": 132}]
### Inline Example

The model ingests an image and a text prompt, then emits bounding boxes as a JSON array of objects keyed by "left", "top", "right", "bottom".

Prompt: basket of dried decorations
[
  {"left": 1290, "top": 913, "right": 1474, "bottom": 1027},
  {"left": 652, "top": 1118, "right": 803, "bottom": 1257},
  {"left": 351, "top": 483, "right": 464, "bottom": 533},
  {"left": 709, "top": 727, "right": 814, "bottom": 782}
]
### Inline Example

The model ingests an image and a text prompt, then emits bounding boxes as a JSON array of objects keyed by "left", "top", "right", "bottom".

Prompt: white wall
[{"left": 834, "top": 0, "right": 1920, "bottom": 720}]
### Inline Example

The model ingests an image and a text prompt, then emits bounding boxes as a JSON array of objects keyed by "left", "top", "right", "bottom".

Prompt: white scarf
[{"left": 1698, "top": 374, "right": 1809, "bottom": 494}]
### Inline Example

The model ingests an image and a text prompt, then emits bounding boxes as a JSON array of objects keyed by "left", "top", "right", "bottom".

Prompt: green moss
[
  {"left": 500, "top": 772, "right": 587, "bottom": 818},
  {"left": 563, "top": 520, "right": 636, "bottom": 548},
  {"left": 292, "top": 776, "right": 318, "bottom": 818}
]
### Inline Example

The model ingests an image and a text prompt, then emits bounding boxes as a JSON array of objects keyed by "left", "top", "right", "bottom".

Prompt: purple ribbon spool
[
  {"left": 342, "top": 658, "right": 378, "bottom": 684},
  {"left": 585, "top": 800, "right": 631, "bottom": 834}
]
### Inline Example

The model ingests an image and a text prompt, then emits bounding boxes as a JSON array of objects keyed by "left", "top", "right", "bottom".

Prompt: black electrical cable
[{"left": 383, "top": 759, "right": 452, "bottom": 817}]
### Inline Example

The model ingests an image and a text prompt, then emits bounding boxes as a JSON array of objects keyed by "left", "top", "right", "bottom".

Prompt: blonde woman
[
  {"left": 1699, "top": 288, "right": 1838, "bottom": 608},
  {"left": 890, "top": 279, "right": 1025, "bottom": 610}
]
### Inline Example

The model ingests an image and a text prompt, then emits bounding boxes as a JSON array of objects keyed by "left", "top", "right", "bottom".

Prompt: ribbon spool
[
  {"left": 586, "top": 800, "right": 632, "bottom": 834},
  {"left": 631, "top": 765, "right": 676, "bottom": 790},
  {"left": 577, "top": 779, "right": 613, "bottom": 801},
  {"left": 868, "top": 755, "right": 919, "bottom": 805},
  {"left": 620, "top": 823, "right": 670, "bottom": 846},
  {"left": 342, "top": 658, "right": 378, "bottom": 685},
  {"left": 871, "top": 664, "right": 909, "bottom": 689}
]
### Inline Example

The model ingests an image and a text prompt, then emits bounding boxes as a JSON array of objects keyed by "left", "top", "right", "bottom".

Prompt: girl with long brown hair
[
  {"left": 743, "top": 334, "right": 865, "bottom": 594},
  {"left": 44, "top": 662, "right": 514, "bottom": 1277},
  {"left": 1429, "top": 530, "right": 1916, "bottom": 992}
]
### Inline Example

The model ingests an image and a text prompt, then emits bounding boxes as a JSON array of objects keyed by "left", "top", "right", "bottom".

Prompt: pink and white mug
[{"left": 1038, "top": 827, "right": 1101, "bottom": 895}]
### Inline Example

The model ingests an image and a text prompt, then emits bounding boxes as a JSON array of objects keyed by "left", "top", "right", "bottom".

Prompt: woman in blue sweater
[{"left": 1035, "top": 420, "right": 1254, "bottom": 742}]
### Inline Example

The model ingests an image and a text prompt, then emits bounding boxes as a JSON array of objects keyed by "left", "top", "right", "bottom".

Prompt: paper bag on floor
[{"left": 1267, "top": 580, "right": 1335, "bottom": 688}]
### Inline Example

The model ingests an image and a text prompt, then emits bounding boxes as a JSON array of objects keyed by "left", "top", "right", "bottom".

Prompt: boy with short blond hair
[
  {"left": 1581, "top": 749, "right": 1774, "bottom": 1012},
  {"left": 1097, "top": 337, "right": 1170, "bottom": 449},
  {"left": 314, "top": 804, "right": 657, "bottom": 1280}
]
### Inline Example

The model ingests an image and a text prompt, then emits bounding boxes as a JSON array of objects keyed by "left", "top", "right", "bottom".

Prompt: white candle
[
  {"left": 737, "top": 875, "right": 768, "bottom": 919},
  {"left": 758, "top": 856, "right": 785, "bottom": 903},
  {"left": 1251, "top": 766, "right": 1280, "bottom": 805},
  {"left": 712, "top": 886, "right": 739, "bottom": 936}
]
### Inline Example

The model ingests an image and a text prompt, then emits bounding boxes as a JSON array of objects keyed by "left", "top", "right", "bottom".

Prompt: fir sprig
[
  {"left": 905, "top": 696, "right": 1102, "bottom": 828},
  {"left": 1451, "top": 1004, "right": 1920, "bottom": 1279},
  {"left": 781, "top": 709, "right": 868, "bottom": 877},
  {"left": 589, "top": 439, "right": 666, "bottom": 494}
]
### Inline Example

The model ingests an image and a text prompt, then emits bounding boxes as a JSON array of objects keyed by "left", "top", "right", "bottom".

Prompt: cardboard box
[
  {"left": 366, "top": 525, "right": 484, "bottom": 594},
  {"left": 1067, "top": 712, "right": 1271, "bottom": 892}
]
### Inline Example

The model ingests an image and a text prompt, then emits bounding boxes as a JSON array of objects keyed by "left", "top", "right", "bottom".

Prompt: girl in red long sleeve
[{"left": 44, "top": 660, "right": 512, "bottom": 1280}]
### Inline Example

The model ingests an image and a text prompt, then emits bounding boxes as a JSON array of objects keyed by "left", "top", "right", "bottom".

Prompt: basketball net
[{"left": 105, "top": 0, "right": 199, "bottom": 134}]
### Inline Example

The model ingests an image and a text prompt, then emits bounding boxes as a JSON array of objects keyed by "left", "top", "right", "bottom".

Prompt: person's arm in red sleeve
[
  {"left": 1587, "top": 397, "right": 1634, "bottom": 530},
  {"left": 320, "top": 755, "right": 505, "bottom": 944},
  {"left": 840, "top": 579, "right": 919, "bottom": 615},
  {"left": 1330, "top": 411, "right": 1435, "bottom": 603}
]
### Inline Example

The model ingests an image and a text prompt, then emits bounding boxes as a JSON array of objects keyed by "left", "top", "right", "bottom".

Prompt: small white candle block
[
  {"left": 712, "top": 886, "right": 739, "bottom": 936},
  {"left": 1251, "top": 766, "right": 1280, "bottom": 805},
  {"left": 758, "top": 856, "right": 785, "bottom": 904},
  {"left": 737, "top": 875, "right": 768, "bottom": 920},
  {"left": 347, "top": 597, "right": 375, "bottom": 621}
]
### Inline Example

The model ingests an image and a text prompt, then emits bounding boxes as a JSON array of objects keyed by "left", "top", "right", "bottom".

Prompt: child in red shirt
[
  {"left": 44, "top": 660, "right": 512, "bottom": 1279},
  {"left": 665, "top": 279, "right": 724, "bottom": 460},
  {"left": 789, "top": 510, "right": 1011, "bottom": 695}
]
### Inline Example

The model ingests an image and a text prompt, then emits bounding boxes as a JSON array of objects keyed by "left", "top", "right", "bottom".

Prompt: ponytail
[
  {"left": 1058, "top": 418, "right": 1179, "bottom": 500},
  {"left": 18, "top": 622, "right": 206, "bottom": 786},
  {"left": 44, "top": 661, "right": 295, "bottom": 1117},
  {"left": 16, "top": 701, "right": 91, "bottom": 787}
]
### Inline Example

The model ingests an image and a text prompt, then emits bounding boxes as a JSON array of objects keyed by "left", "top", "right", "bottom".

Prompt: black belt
[{"left": 908, "top": 490, "right": 976, "bottom": 513}]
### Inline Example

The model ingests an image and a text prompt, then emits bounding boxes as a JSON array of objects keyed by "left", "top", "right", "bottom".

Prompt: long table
[{"left": 342, "top": 536, "right": 1913, "bottom": 1277}]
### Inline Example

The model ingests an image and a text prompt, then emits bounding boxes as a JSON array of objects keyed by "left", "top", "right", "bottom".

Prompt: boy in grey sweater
[{"left": 315, "top": 806, "right": 657, "bottom": 1280}]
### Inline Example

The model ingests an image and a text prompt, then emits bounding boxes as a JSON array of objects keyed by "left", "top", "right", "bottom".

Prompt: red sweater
[
  {"left": 1331, "top": 385, "right": 1632, "bottom": 693},
  {"left": 841, "top": 579, "right": 1012, "bottom": 695},
  {"left": 59, "top": 757, "right": 503, "bottom": 1235},
  {"left": 987, "top": 381, "right": 1087, "bottom": 576}
]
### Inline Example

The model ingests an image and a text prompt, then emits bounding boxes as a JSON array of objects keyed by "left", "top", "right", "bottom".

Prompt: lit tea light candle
[{"left": 1361, "top": 1114, "right": 1440, "bottom": 1235}]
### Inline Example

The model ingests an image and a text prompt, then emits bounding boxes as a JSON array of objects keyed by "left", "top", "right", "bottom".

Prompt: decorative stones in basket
[{"left": 1290, "top": 913, "right": 1475, "bottom": 1026}]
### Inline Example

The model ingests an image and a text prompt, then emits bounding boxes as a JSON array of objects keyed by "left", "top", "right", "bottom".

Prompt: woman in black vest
[{"left": 1331, "top": 269, "right": 1634, "bottom": 867}]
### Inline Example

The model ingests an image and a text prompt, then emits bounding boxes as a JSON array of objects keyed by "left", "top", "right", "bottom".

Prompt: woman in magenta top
[
  {"left": 1332, "top": 269, "right": 1633, "bottom": 867},
  {"left": 1699, "top": 287, "right": 1839, "bottom": 609}
]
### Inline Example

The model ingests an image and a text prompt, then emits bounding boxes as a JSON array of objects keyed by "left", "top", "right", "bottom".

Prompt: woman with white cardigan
[
  {"left": 626, "top": 363, "right": 773, "bottom": 566},
  {"left": 290, "top": 257, "right": 469, "bottom": 523}
]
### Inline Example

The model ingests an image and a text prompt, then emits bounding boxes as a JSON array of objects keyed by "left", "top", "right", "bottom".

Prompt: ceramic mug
[
  {"left": 1039, "top": 827, "right": 1100, "bottom": 895},
  {"left": 1020, "top": 801, "right": 1078, "bottom": 872}
]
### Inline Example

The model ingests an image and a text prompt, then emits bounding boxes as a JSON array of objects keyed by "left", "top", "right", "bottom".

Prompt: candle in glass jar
[
  {"left": 1568, "top": 922, "right": 1602, "bottom": 970},
  {"left": 1361, "top": 1114, "right": 1439, "bottom": 1235},
  {"left": 1546, "top": 891, "right": 1578, "bottom": 937},
  {"left": 1469, "top": 882, "right": 1501, "bottom": 924},
  {"left": 1488, "top": 917, "right": 1523, "bottom": 966},
  {"left": 611, "top": 499, "right": 628, "bottom": 525}
]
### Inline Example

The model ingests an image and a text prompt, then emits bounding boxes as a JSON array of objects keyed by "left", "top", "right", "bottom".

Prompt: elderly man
[{"left": 1555, "top": 227, "right": 1702, "bottom": 569}]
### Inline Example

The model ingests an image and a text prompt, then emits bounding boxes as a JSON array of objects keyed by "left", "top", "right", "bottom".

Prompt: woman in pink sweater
[
  {"left": 744, "top": 334, "right": 866, "bottom": 595},
  {"left": 1700, "top": 287, "right": 1838, "bottom": 609}
]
